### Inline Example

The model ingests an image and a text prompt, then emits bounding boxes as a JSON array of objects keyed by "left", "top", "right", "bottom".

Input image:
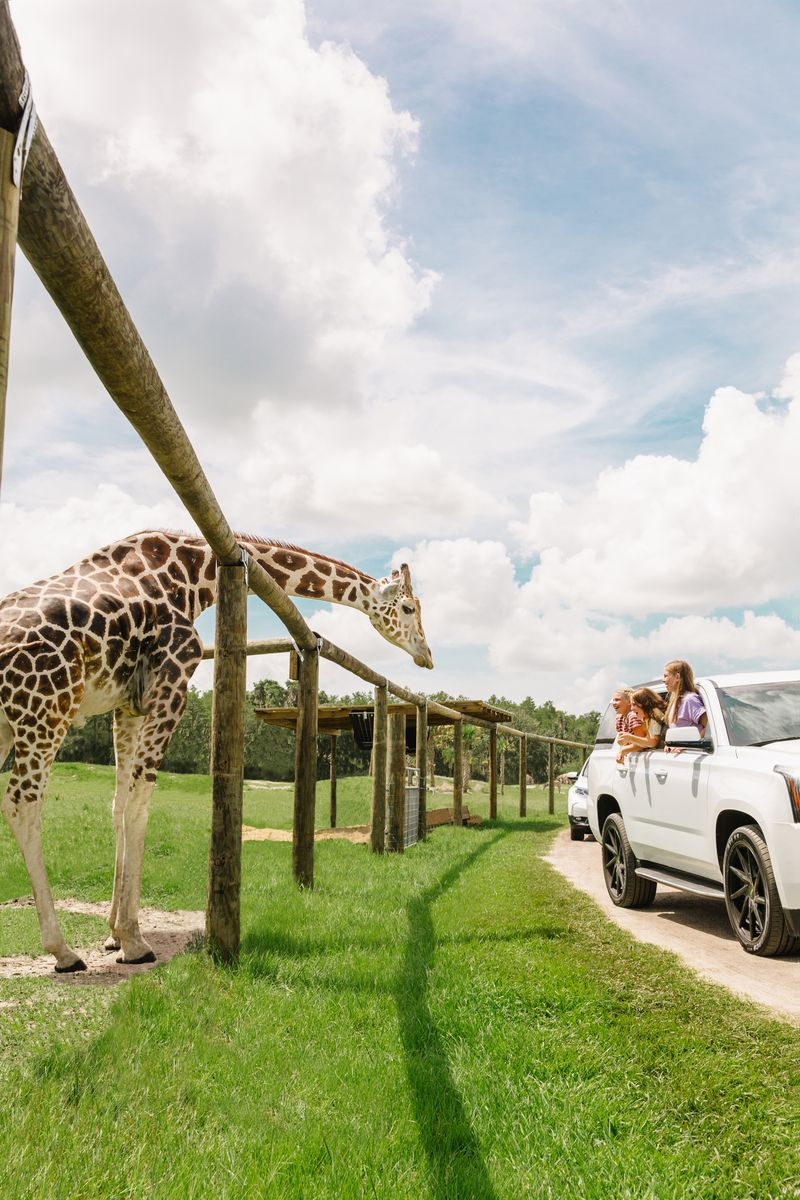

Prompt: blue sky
[{"left": 3, "top": 0, "right": 800, "bottom": 711}]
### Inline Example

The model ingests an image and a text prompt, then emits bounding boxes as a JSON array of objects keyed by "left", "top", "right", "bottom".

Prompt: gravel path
[{"left": 545, "top": 828, "right": 800, "bottom": 1024}]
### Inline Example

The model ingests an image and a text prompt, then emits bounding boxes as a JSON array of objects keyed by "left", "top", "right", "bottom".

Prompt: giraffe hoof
[
  {"left": 116, "top": 951, "right": 157, "bottom": 965},
  {"left": 55, "top": 958, "right": 87, "bottom": 973},
  {"left": 104, "top": 936, "right": 121, "bottom": 951}
]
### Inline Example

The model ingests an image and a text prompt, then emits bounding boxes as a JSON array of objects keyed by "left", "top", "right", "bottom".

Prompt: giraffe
[{"left": 0, "top": 530, "right": 432, "bottom": 972}]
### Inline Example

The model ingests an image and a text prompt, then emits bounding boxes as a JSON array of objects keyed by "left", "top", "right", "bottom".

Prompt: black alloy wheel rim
[
  {"left": 726, "top": 842, "right": 767, "bottom": 946},
  {"left": 603, "top": 823, "right": 625, "bottom": 900}
]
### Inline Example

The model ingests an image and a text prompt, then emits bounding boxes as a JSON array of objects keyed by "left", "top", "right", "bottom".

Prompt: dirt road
[{"left": 545, "top": 828, "right": 800, "bottom": 1024}]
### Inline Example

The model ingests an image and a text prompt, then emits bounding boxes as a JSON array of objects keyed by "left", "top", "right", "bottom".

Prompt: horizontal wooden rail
[
  {"left": 497, "top": 725, "right": 591, "bottom": 751},
  {"left": 202, "top": 637, "right": 293, "bottom": 661},
  {"left": 526, "top": 732, "right": 591, "bottom": 751},
  {"left": 203, "top": 634, "right": 465, "bottom": 723}
]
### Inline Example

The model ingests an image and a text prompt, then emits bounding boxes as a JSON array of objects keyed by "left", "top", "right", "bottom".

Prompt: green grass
[{"left": 1, "top": 765, "right": 798, "bottom": 1199}]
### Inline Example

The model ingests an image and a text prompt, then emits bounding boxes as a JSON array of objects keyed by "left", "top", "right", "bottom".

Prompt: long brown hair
[
  {"left": 630, "top": 687, "right": 665, "bottom": 727},
  {"left": 664, "top": 659, "right": 696, "bottom": 724}
]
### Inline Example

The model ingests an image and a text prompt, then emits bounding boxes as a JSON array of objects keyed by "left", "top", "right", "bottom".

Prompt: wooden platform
[{"left": 254, "top": 699, "right": 512, "bottom": 734}]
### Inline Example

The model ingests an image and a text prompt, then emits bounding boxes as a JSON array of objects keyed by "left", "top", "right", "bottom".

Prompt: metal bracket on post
[
  {"left": 238, "top": 546, "right": 249, "bottom": 589},
  {"left": 12, "top": 73, "right": 37, "bottom": 188},
  {"left": 292, "top": 634, "right": 322, "bottom": 664}
]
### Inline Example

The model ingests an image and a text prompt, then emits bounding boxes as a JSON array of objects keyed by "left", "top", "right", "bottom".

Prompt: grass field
[{"left": 1, "top": 764, "right": 798, "bottom": 1199}]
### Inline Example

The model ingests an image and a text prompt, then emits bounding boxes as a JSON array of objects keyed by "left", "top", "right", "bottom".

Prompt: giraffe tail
[{"left": 124, "top": 649, "right": 154, "bottom": 717}]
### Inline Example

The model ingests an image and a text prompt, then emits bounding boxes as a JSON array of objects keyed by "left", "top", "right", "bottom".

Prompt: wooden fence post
[
  {"left": 416, "top": 700, "right": 427, "bottom": 842},
  {"left": 329, "top": 733, "right": 337, "bottom": 829},
  {"left": 386, "top": 710, "right": 406, "bottom": 853},
  {"left": 489, "top": 725, "right": 498, "bottom": 820},
  {"left": 0, "top": 129, "right": 20, "bottom": 494},
  {"left": 500, "top": 746, "right": 505, "bottom": 795},
  {"left": 292, "top": 642, "right": 319, "bottom": 888},
  {"left": 206, "top": 559, "right": 248, "bottom": 962},
  {"left": 519, "top": 734, "right": 527, "bottom": 817},
  {"left": 548, "top": 740, "right": 555, "bottom": 815},
  {"left": 370, "top": 683, "right": 388, "bottom": 853},
  {"left": 453, "top": 720, "right": 463, "bottom": 825}
]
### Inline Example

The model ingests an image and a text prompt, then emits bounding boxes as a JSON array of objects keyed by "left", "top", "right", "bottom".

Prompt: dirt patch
[
  {"left": 241, "top": 824, "right": 371, "bottom": 845},
  {"left": 545, "top": 828, "right": 800, "bottom": 1024},
  {"left": 0, "top": 898, "right": 203, "bottom": 986}
]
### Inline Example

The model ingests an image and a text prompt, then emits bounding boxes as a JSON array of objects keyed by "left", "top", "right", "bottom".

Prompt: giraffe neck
[
  {"left": 238, "top": 538, "right": 379, "bottom": 613},
  {"left": 89, "top": 531, "right": 383, "bottom": 621}
]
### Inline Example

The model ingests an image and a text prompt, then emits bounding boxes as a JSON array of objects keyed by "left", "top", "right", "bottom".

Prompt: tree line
[{"left": 55, "top": 683, "right": 600, "bottom": 784}]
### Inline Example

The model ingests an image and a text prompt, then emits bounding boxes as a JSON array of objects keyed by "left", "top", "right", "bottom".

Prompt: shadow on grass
[
  {"left": 395, "top": 830, "right": 504, "bottom": 1200},
  {"left": 489, "top": 816, "right": 564, "bottom": 834}
]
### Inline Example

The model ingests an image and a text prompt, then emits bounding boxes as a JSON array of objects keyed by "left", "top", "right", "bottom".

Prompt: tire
[
  {"left": 570, "top": 825, "right": 585, "bottom": 842},
  {"left": 601, "top": 813, "right": 657, "bottom": 908},
  {"left": 723, "top": 825, "right": 800, "bottom": 957}
]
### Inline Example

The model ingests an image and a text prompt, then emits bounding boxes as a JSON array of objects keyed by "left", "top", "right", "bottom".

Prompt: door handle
[
  {"left": 655, "top": 771, "right": 668, "bottom": 782},
  {"left": 616, "top": 766, "right": 628, "bottom": 777}
]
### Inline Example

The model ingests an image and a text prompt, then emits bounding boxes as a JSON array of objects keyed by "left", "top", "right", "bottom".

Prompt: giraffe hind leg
[
  {"left": 105, "top": 709, "right": 145, "bottom": 952},
  {"left": 113, "top": 647, "right": 199, "bottom": 965}
]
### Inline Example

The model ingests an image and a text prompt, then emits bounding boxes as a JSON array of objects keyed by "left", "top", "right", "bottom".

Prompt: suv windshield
[{"left": 715, "top": 679, "right": 800, "bottom": 747}]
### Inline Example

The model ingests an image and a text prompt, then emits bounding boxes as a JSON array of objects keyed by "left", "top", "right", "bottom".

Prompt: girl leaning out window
[{"left": 616, "top": 688, "right": 666, "bottom": 763}]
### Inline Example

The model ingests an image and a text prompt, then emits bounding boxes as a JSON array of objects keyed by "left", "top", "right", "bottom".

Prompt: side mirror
[{"left": 664, "top": 727, "right": 713, "bottom": 752}]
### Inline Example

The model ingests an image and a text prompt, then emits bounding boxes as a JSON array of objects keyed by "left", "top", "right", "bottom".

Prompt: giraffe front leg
[
  {"left": 105, "top": 710, "right": 145, "bottom": 952},
  {"left": 2, "top": 765, "right": 86, "bottom": 972}
]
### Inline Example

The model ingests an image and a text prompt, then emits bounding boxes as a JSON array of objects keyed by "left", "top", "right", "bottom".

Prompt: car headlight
[{"left": 774, "top": 765, "right": 800, "bottom": 823}]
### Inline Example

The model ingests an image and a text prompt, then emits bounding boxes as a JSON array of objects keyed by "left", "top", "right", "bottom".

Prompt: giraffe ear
[{"left": 380, "top": 581, "right": 400, "bottom": 600}]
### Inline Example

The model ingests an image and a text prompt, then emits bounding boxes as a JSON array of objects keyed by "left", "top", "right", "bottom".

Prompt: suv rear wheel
[
  {"left": 601, "top": 813, "right": 657, "bottom": 908},
  {"left": 723, "top": 825, "right": 800, "bottom": 957}
]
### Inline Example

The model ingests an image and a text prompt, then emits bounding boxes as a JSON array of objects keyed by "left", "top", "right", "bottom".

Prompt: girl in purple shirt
[{"left": 662, "top": 659, "right": 707, "bottom": 736}]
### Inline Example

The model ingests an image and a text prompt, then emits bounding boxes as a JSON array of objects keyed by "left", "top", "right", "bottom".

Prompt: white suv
[{"left": 587, "top": 670, "right": 800, "bottom": 957}]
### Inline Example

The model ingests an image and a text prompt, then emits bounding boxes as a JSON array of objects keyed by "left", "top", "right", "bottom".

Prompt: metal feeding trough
[{"left": 349, "top": 710, "right": 416, "bottom": 754}]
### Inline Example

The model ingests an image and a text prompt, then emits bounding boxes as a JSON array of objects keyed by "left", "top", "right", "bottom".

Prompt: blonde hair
[{"left": 664, "top": 660, "right": 696, "bottom": 724}]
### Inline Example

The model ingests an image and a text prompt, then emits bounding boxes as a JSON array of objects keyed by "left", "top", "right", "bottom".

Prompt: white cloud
[
  {"left": 12, "top": 0, "right": 436, "bottom": 430},
  {"left": 0, "top": 485, "right": 184, "bottom": 595},
  {"left": 512, "top": 366, "right": 800, "bottom": 615}
]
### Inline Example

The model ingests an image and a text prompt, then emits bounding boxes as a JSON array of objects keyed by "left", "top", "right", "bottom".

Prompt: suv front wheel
[
  {"left": 723, "top": 825, "right": 800, "bottom": 957},
  {"left": 601, "top": 813, "right": 657, "bottom": 908}
]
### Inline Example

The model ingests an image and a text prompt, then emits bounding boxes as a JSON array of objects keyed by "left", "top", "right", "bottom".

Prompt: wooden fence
[{"left": 0, "top": 12, "right": 591, "bottom": 964}]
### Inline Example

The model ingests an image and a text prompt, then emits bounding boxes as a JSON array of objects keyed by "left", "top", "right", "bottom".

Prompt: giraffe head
[{"left": 369, "top": 563, "right": 433, "bottom": 669}]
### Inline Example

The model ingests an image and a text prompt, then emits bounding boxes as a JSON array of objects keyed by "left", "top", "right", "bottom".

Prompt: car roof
[
  {"left": 700, "top": 670, "right": 800, "bottom": 688},
  {"left": 629, "top": 670, "right": 800, "bottom": 692}
]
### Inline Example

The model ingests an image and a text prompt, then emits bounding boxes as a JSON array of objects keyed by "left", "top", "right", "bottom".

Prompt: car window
[
  {"left": 714, "top": 679, "right": 800, "bottom": 747},
  {"left": 595, "top": 703, "right": 617, "bottom": 744}
]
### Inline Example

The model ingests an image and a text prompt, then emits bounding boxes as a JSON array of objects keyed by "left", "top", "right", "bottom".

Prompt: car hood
[{"left": 752, "top": 739, "right": 800, "bottom": 755}]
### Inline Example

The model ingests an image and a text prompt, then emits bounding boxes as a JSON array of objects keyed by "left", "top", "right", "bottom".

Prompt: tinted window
[{"left": 715, "top": 680, "right": 800, "bottom": 747}]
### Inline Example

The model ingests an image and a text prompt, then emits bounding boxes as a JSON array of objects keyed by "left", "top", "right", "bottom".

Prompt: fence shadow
[{"left": 395, "top": 831, "right": 503, "bottom": 1200}]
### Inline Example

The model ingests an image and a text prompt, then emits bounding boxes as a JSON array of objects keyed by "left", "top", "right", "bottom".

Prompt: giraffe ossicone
[{"left": 0, "top": 530, "right": 432, "bottom": 971}]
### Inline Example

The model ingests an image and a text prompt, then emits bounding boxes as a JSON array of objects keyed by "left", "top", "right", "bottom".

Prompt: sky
[{"left": 4, "top": 0, "right": 800, "bottom": 713}]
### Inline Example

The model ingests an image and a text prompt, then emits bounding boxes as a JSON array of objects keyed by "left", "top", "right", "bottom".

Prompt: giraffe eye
[{"left": 401, "top": 603, "right": 414, "bottom": 615}]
